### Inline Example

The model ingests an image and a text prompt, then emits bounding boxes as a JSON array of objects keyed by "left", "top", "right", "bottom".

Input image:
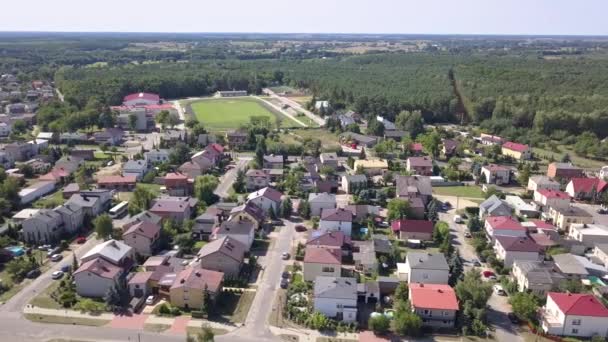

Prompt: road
[
  {"left": 170, "top": 100, "right": 186, "bottom": 130},
  {"left": 263, "top": 88, "right": 326, "bottom": 126},
  {"left": 214, "top": 157, "right": 250, "bottom": 198},
  {"left": 254, "top": 96, "right": 308, "bottom": 127},
  {"left": 0, "top": 236, "right": 102, "bottom": 314}
]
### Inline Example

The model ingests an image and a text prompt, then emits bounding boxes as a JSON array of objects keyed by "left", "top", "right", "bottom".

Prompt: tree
[
  {"left": 232, "top": 169, "right": 246, "bottom": 194},
  {"left": 433, "top": 221, "right": 450, "bottom": 244},
  {"left": 12, "top": 120, "right": 27, "bottom": 134},
  {"left": 298, "top": 199, "right": 311, "bottom": 219},
  {"left": 448, "top": 251, "right": 464, "bottom": 286},
  {"left": 194, "top": 175, "right": 219, "bottom": 205},
  {"left": 395, "top": 110, "right": 424, "bottom": 139},
  {"left": 198, "top": 326, "right": 215, "bottom": 342},
  {"left": 129, "top": 184, "right": 157, "bottom": 215},
  {"left": 509, "top": 292, "right": 539, "bottom": 322},
  {"left": 359, "top": 147, "right": 366, "bottom": 160},
  {"left": 128, "top": 114, "right": 138, "bottom": 131},
  {"left": 467, "top": 216, "right": 482, "bottom": 232},
  {"left": 156, "top": 110, "right": 170, "bottom": 129},
  {"left": 387, "top": 199, "right": 411, "bottom": 221},
  {"left": 427, "top": 199, "right": 439, "bottom": 222},
  {"left": 558, "top": 279, "right": 583, "bottom": 293},
  {"left": 367, "top": 117, "right": 385, "bottom": 137},
  {"left": 368, "top": 314, "right": 390, "bottom": 335},
  {"left": 347, "top": 156, "right": 355, "bottom": 169},
  {"left": 280, "top": 198, "right": 293, "bottom": 219},
  {"left": 18, "top": 164, "right": 34, "bottom": 178},
  {"left": 394, "top": 282, "right": 409, "bottom": 301},
  {"left": 94, "top": 214, "right": 113, "bottom": 240},
  {"left": 392, "top": 307, "right": 422, "bottom": 337},
  {"left": 455, "top": 270, "right": 492, "bottom": 309},
  {"left": 71, "top": 254, "right": 79, "bottom": 275},
  {"left": 418, "top": 131, "right": 441, "bottom": 157},
  {"left": 175, "top": 233, "right": 195, "bottom": 253},
  {"left": 517, "top": 163, "right": 531, "bottom": 186}
]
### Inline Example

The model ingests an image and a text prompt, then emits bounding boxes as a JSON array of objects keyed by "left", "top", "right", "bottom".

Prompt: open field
[
  {"left": 432, "top": 186, "right": 485, "bottom": 198},
  {"left": 189, "top": 97, "right": 299, "bottom": 131},
  {"left": 287, "top": 129, "right": 341, "bottom": 150},
  {"left": 533, "top": 145, "right": 606, "bottom": 170}
]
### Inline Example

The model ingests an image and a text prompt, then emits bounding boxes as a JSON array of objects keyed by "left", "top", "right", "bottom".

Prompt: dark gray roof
[
  {"left": 308, "top": 192, "right": 336, "bottom": 203},
  {"left": 314, "top": 276, "right": 357, "bottom": 300},
  {"left": 552, "top": 253, "right": 589, "bottom": 275},
  {"left": 395, "top": 175, "right": 432, "bottom": 197},
  {"left": 344, "top": 174, "right": 367, "bottom": 183},
  {"left": 217, "top": 219, "right": 255, "bottom": 236},
  {"left": 480, "top": 195, "right": 513, "bottom": 216},
  {"left": 406, "top": 252, "right": 449, "bottom": 270}
]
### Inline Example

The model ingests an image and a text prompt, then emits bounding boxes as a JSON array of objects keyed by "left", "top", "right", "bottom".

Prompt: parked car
[
  {"left": 46, "top": 247, "right": 61, "bottom": 257},
  {"left": 26, "top": 269, "right": 41, "bottom": 279},
  {"left": 51, "top": 271, "right": 64, "bottom": 280},
  {"left": 471, "top": 259, "right": 481, "bottom": 267},
  {"left": 453, "top": 215, "right": 463, "bottom": 224},
  {"left": 61, "top": 265, "right": 71, "bottom": 273},
  {"left": 295, "top": 225, "right": 307, "bottom": 232},
  {"left": 507, "top": 312, "right": 520, "bottom": 324},
  {"left": 50, "top": 254, "right": 63, "bottom": 262},
  {"left": 106, "top": 161, "right": 114, "bottom": 167},
  {"left": 464, "top": 231, "right": 472, "bottom": 238},
  {"left": 281, "top": 271, "right": 291, "bottom": 279},
  {"left": 281, "top": 252, "right": 290, "bottom": 260},
  {"left": 482, "top": 270, "right": 496, "bottom": 280},
  {"left": 280, "top": 279, "right": 289, "bottom": 289},
  {"left": 493, "top": 284, "right": 506, "bottom": 296},
  {"left": 75, "top": 236, "right": 86, "bottom": 244},
  {"left": 145, "top": 295, "right": 155, "bottom": 305}
]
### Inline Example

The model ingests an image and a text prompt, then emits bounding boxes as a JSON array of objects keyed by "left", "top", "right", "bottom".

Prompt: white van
[{"left": 453, "top": 215, "right": 463, "bottom": 224}]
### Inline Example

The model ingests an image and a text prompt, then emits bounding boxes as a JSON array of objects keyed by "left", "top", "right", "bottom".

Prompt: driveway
[
  {"left": 214, "top": 157, "right": 250, "bottom": 198},
  {"left": 263, "top": 88, "right": 325, "bottom": 126}
]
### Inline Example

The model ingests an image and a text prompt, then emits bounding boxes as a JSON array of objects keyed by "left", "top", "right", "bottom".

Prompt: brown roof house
[
  {"left": 307, "top": 231, "right": 352, "bottom": 257},
  {"left": 169, "top": 268, "right": 224, "bottom": 309},
  {"left": 391, "top": 219, "right": 434, "bottom": 241},
  {"left": 396, "top": 175, "right": 432, "bottom": 205},
  {"left": 303, "top": 246, "right": 342, "bottom": 281},
  {"left": 74, "top": 258, "right": 123, "bottom": 298},
  {"left": 197, "top": 236, "right": 246, "bottom": 278},
  {"left": 122, "top": 221, "right": 161, "bottom": 257},
  {"left": 319, "top": 208, "right": 354, "bottom": 237},
  {"left": 246, "top": 187, "right": 283, "bottom": 213},
  {"left": 150, "top": 196, "right": 198, "bottom": 223},
  {"left": 406, "top": 157, "right": 433, "bottom": 176},
  {"left": 228, "top": 202, "right": 266, "bottom": 230},
  {"left": 547, "top": 162, "right": 584, "bottom": 181}
]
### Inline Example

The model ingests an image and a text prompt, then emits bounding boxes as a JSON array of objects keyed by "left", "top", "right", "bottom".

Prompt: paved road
[
  {"left": 254, "top": 96, "right": 308, "bottom": 127},
  {"left": 214, "top": 157, "right": 250, "bottom": 198},
  {"left": 220, "top": 219, "right": 296, "bottom": 342},
  {"left": 263, "top": 88, "right": 325, "bottom": 126},
  {"left": 0, "top": 236, "right": 102, "bottom": 313}
]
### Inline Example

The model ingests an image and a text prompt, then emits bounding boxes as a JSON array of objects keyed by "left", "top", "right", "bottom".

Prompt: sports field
[{"left": 190, "top": 97, "right": 293, "bottom": 131}]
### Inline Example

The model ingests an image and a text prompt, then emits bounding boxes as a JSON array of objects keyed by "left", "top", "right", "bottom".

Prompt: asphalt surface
[
  {"left": 263, "top": 88, "right": 326, "bottom": 126},
  {"left": 214, "top": 158, "right": 250, "bottom": 198}
]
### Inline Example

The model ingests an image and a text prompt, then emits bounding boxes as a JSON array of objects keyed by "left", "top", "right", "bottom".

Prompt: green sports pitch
[{"left": 189, "top": 97, "right": 293, "bottom": 131}]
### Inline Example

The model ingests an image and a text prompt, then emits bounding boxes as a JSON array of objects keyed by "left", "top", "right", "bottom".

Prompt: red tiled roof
[
  {"left": 410, "top": 143, "right": 423, "bottom": 152},
  {"left": 150, "top": 197, "right": 192, "bottom": 213},
  {"left": 503, "top": 141, "right": 529, "bottom": 152},
  {"left": 391, "top": 219, "right": 433, "bottom": 234},
  {"left": 569, "top": 177, "right": 608, "bottom": 194},
  {"left": 486, "top": 216, "right": 526, "bottom": 231},
  {"left": 321, "top": 208, "right": 353, "bottom": 222},
  {"left": 123, "top": 221, "right": 160, "bottom": 239},
  {"left": 495, "top": 236, "right": 540, "bottom": 252},
  {"left": 410, "top": 283, "right": 459, "bottom": 310},
  {"left": 548, "top": 292, "right": 608, "bottom": 317},
  {"left": 74, "top": 257, "right": 121, "bottom": 279},
  {"left": 40, "top": 168, "right": 69, "bottom": 181},
  {"left": 170, "top": 267, "right": 224, "bottom": 293},
  {"left": 537, "top": 189, "right": 569, "bottom": 199},
  {"left": 408, "top": 156, "right": 433, "bottom": 167},
  {"left": 128, "top": 271, "right": 153, "bottom": 285},
  {"left": 303, "top": 246, "right": 341, "bottom": 264},
  {"left": 209, "top": 143, "right": 224, "bottom": 154},
  {"left": 98, "top": 175, "right": 136, "bottom": 184},
  {"left": 529, "top": 219, "right": 557, "bottom": 231},
  {"left": 484, "top": 164, "right": 509, "bottom": 172},
  {"left": 123, "top": 92, "right": 160, "bottom": 103},
  {"left": 307, "top": 231, "right": 351, "bottom": 248},
  {"left": 164, "top": 172, "right": 188, "bottom": 181},
  {"left": 529, "top": 233, "right": 556, "bottom": 247}
]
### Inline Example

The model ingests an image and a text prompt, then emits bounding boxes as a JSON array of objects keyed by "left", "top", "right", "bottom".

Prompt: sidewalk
[{"left": 269, "top": 325, "right": 359, "bottom": 342}]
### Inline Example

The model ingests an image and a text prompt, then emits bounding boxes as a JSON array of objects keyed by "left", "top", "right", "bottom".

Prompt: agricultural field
[{"left": 189, "top": 97, "right": 298, "bottom": 131}]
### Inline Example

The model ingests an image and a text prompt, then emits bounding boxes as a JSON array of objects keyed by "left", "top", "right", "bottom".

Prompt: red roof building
[
  {"left": 503, "top": 141, "right": 529, "bottom": 153},
  {"left": 566, "top": 177, "right": 608, "bottom": 200},
  {"left": 485, "top": 216, "right": 527, "bottom": 238},
  {"left": 307, "top": 231, "right": 352, "bottom": 249},
  {"left": 410, "top": 143, "right": 423, "bottom": 155},
  {"left": 409, "top": 283, "right": 459, "bottom": 327},
  {"left": 97, "top": 175, "right": 136, "bottom": 191},
  {"left": 303, "top": 246, "right": 341, "bottom": 264},
  {"left": 123, "top": 92, "right": 160, "bottom": 106},
  {"left": 391, "top": 219, "right": 434, "bottom": 241},
  {"left": 547, "top": 292, "right": 608, "bottom": 317},
  {"left": 537, "top": 189, "right": 569, "bottom": 199}
]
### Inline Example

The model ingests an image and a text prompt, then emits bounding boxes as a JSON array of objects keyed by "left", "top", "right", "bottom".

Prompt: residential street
[
  {"left": 254, "top": 96, "right": 308, "bottom": 127},
  {"left": 263, "top": 88, "right": 326, "bottom": 126},
  {"left": 214, "top": 157, "right": 250, "bottom": 198}
]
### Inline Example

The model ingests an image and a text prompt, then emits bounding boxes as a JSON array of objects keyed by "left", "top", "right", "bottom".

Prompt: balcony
[{"left": 540, "top": 309, "right": 563, "bottom": 334}]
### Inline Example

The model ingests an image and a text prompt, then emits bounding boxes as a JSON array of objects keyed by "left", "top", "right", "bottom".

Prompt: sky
[{"left": 1, "top": 0, "right": 606, "bottom": 36}]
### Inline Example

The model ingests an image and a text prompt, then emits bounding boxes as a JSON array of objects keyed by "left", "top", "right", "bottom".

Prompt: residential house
[
  {"left": 197, "top": 236, "right": 246, "bottom": 278},
  {"left": 191, "top": 150, "right": 215, "bottom": 172},
  {"left": 263, "top": 155, "right": 283, "bottom": 169},
  {"left": 122, "top": 160, "right": 149, "bottom": 181},
  {"left": 66, "top": 190, "right": 112, "bottom": 217},
  {"left": 339, "top": 132, "right": 377, "bottom": 148},
  {"left": 97, "top": 175, "right": 136, "bottom": 191},
  {"left": 74, "top": 258, "right": 124, "bottom": 298},
  {"left": 401, "top": 252, "right": 449, "bottom": 284},
  {"left": 178, "top": 161, "right": 204, "bottom": 179},
  {"left": 80, "top": 239, "right": 134, "bottom": 268},
  {"left": 395, "top": 175, "right": 432, "bottom": 205},
  {"left": 319, "top": 208, "right": 353, "bottom": 237},
  {"left": 337, "top": 113, "right": 355, "bottom": 129},
  {"left": 505, "top": 195, "right": 539, "bottom": 218},
  {"left": 39, "top": 168, "right": 70, "bottom": 184},
  {"left": 144, "top": 149, "right": 171, "bottom": 164},
  {"left": 246, "top": 187, "right": 283, "bottom": 213},
  {"left": 442, "top": 139, "right": 459, "bottom": 157},
  {"left": 226, "top": 131, "right": 248, "bottom": 150},
  {"left": 122, "top": 211, "right": 163, "bottom": 231},
  {"left": 479, "top": 195, "right": 513, "bottom": 218},
  {"left": 384, "top": 130, "right": 408, "bottom": 141},
  {"left": 303, "top": 246, "right": 342, "bottom": 281},
  {"left": 18, "top": 181, "right": 55, "bottom": 204},
  {"left": 391, "top": 219, "right": 434, "bottom": 241},
  {"left": 548, "top": 206, "right": 593, "bottom": 232},
  {"left": 54, "top": 203, "right": 84, "bottom": 234},
  {"left": 169, "top": 268, "right": 224, "bottom": 309},
  {"left": 160, "top": 130, "right": 186, "bottom": 145},
  {"left": 306, "top": 231, "right": 352, "bottom": 258},
  {"left": 353, "top": 159, "right": 388, "bottom": 176},
  {"left": 127, "top": 271, "right": 153, "bottom": 298},
  {"left": 552, "top": 254, "right": 590, "bottom": 280},
  {"left": 528, "top": 176, "right": 561, "bottom": 192},
  {"left": 150, "top": 196, "right": 198, "bottom": 223},
  {"left": 22, "top": 209, "right": 63, "bottom": 244},
  {"left": 409, "top": 283, "right": 458, "bottom": 328},
  {"left": 343, "top": 204, "right": 380, "bottom": 223},
  {"left": 319, "top": 153, "right": 339, "bottom": 171},
  {"left": 512, "top": 260, "right": 565, "bottom": 297},
  {"left": 0, "top": 122, "right": 11, "bottom": 137},
  {"left": 123, "top": 92, "right": 160, "bottom": 106},
  {"left": 164, "top": 172, "right": 192, "bottom": 196},
  {"left": 122, "top": 221, "right": 161, "bottom": 257},
  {"left": 547, "top": 163, "right": 585, "bottom": 181},
  {"left": 376, "top": 116, "right": 396, "bottom": 130},
  {"left": 4, "top": 142, "right": 35, "bottom": 162},
  {"left": 308, "top": 192, "right": 337, "bottom": 217},
  {"left": 594, "top": 244, "right": 608, "bottom": 268},
  {"left": 568, "top": 224, "right": 608, "bottom": 248},
  {"left": 228, "top": 202, "right": 265, "bottom": 230},
  {"left": 353, "top": 241, "right": 377, "bottom": 275},
  {"left": 541, "top": 292, "right": 608, "bottom": 337},
  {"left": 116, "top": 107, "right": 147, "bottom": 131},
  {"left": 502, "top": 141, "right": 531, "bottom": 160},
  {"left": 213, "top": 219, "right": 256, "bottom": 250},
  {"left": 481, "top": 164, "right": 511, "bottom": 185},
  {"left": 12, "top": 208, "right": 41, "bottom": 223},
  {"left": 407, "top": 197, "right": 426, "bottom": 219},
  {"left": 245, "top": 169, "right": 270, "bottom": 191},
  {"left": 406, "top": 157, "right": 433, "bottom": 176},
  {"left": 493, "top": 236, "right": 541, "bottom": 267},
  {"left": 313, "top": 276, "right": 357, "bottom": 322},
  {"left": 193, "top": 212, "right": 220, "bottom": 241},
  {"left": 484, "top": 216, "right": 527, "bottom": 239},
  {"left": 410, "top": 143, "right": 424, "bottom": 156},
  {"left": 60, "top": 132, "right": 88, "bottom": 144},
  {"left": 534, "top": 189, "right": 571, "bottom": 209},
  {"left": 566, "top": 178, "right": 608, "bottom": 200},
  {"left": 94, "top": 128, "right": 124, "bottom": 146}
]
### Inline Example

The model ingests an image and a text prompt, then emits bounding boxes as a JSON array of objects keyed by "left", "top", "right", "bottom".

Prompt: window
[
  {"left": 443, "top": 311, "right": 449, "bottom": 316},
  {"left": 423, "top": 273, "right": 429, "bottom": 279},
  {"left": 571, "top": 329, "right": 578, "bottom": 334},
  {"left": 322, "top": 267, "right": 335, "bottom": 273},
  {"left": 572, "top": 319, "right": 581, "bottom": 326}
]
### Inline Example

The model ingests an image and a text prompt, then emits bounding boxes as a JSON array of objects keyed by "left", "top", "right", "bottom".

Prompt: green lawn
[
  {"left": 33, "top": 191, "right": 65, "bottom": 209},
  {"left": 433, "top": 186, "right": 485, "bottom": 198},
  {"left": 533, "top": 145, "right": 606, "bottom": 170},
  {"left": 190, "top": 97, "right": 296, "bottom": 131},
  {"left": 24, "top": 313, "right": 109, "bottom": 327}
]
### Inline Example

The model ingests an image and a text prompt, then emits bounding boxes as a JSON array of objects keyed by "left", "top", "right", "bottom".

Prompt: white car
[
  {"left": 51, "top": 271, "right": 64, "bottom": 280},
  {"left": 145, "top": 295, "right": 155, "bottom": 305},
  {"left": 493, "top": 284, "right": 506, "bottom": 296},
  {"left": 50, "top": 254, "right": 63, "bottom": 262}
]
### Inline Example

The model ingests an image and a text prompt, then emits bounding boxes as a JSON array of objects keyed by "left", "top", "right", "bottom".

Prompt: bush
[
  {"left": 171, "top": 306, "right": 182, "bottom": 316},
  {"left": 191, "top": 310, "right": 206, "bottom": 319},
  {"left": 158, "top": 303, "right": 170, "bottom": 316},
  {"left": 368, "top": 314, "right": 390, "bottom": 335}
]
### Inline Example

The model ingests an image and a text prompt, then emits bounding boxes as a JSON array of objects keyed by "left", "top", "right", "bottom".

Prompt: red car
[
  {"left": 75, "top": 237, "right": 86, "bottom": 244},
  {"left": 482, "top": 270, "right": 496, "bottom": 280},
  {"left": 294, "top": 225, "right": 307, "bottom": 232}
]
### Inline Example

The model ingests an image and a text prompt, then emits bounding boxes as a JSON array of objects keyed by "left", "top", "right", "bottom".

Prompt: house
[
  {"left": 481, "top": 164, "right": 511, "bottom": 185},
  {"left": 402, "top": 252, "right": 449, "bottom": 284},
  {"left": 0, "top": 122, "right": 11, "bottom": 137},
  {"left": 566, "top": 178, "right": 608, "bottom": 200},
  {"left": 128, "top": 271, "right": 153, "bottom": 298},
  {"left": 197, "top": 236, "right": 246, "bottom": 278},
  {"left": 217, "top": 90, "right": 247, "bottom": 97},
  {"left": 541, "top": 292, "right": 608, "bottom": 337},
  {"left": 315, "top": 179, "right": 339, "bottom": 194},
  {"left": 97, "top": 175, "right": 136, "bottom": 191},
  {"left": 594, "top": 244, "right": 608, "bottom": 268},
  {"left": 66, "top": 190, "right": 112, "bottom": 217},
  {"left": 505, "top": 195, "right": 539, "bottom": 218},
  {"left": 391, "top": 219, "right": 434, "bottom": 241},
  {"left": 4, "top": 142, "right": 35, "bottom": 162},
  {"left": 39, "top": 168, "right": 70, "bottom": 184},
  {"left": 122, "top": 160, "right": 149, "bottom": 181},
  {"left": 315, "top": 100, "right": 330, "bottom": 110},
  {"left": 337, "top": 114, "right": 355, "bottom": 128},
  {"left": 190, "top": 150, "right": 215, "bottom": 172},
  {"left": 409, "top": 283, "right": 458, "bottom": 328},
  {"left": 22, "top": 209, "right": 63, "bottom": 244},
  {"left": 547, "top": 163, "right": 585, "bottom": 181},
  {"left": 313, "top": 276, "right": 357, "bottom": 322},
  {"left": 479, "top": 195, "right": 513, "bottom": 218},
  {"left": 339, "top": 132, "right": 377, "bottom": 148},
  {"left": 353, "top": 159, "right": 388, "bottom": 176},
  {"left": 122, "top": 221, "right": 161, "bottom": 257},
  {"left": 116, "top": 107, "right": 148, "bottom": 131},
  {"left": 60, "top": 132, "right": 88, "bottom": 144},
  {"left": 353, "top": 241, "right": 377, "bottom": 275},
  {"left": 263, "top": 155, "right": 283, "bottom": 169},
  {"left": 22, "top": 158, "right": 51, "bottom": 174},
  {"left": 123, "top": 92, "right": 160, "bottom": 106},
  {"left": 493, "top": 236, "right": 540, "bottom": 267},
  {"left": 395, "top": 175, "right": 432, "bottom": 205},
  {"left": 484, "top": 216, "right": 527, "bottom": 239},
  {"left": 528, "top": 176, "right": 561, "bottom": 192},
  {"left": 512, "top": 260, "right": 565, "bottom": 297},
  {"left": 54, "top": 203, "right": 84, "bottom": 234},
  {"left": 552, "top": 254, "right": 590, "bottom": 280},
  {"left": 18, "top": 181, "right": 55, "bottom": 204},
  {"left": 228, "top": 202, "right": 265, "bottom": 230},
  {"left": 534, "top": 189, "right": 571, "bottom": 209},
  {"left": 193, "top": 212, "right": 219, "bottom": 241},
  {"left": 410, "top": 143, "right": 424, "bottom": 156},
  {"left": 213, "top": 219, "right": 256, "bottom": 250},
  {"left": 81, "top": 239, "right": 134, "bottom": 268},
  {"left": 308, "top": 192, "right": 337, "bottom": 217},
  {"left": 178, "top": 161, "right": 204, "bottom": 179},
  {"left": 150, "top": 196, "right": 198, "bottom": 223},
  {"left": 306, "top": 231, "right": 352, "bottom": 257},
  {"left": 264, "top": 168, "right": 284, "bottom": 183},
  {"left": 548, "top": 206, "right": 593, "bottom": 231},
  {"left": 197, "top": 134, "right": 216, "bottom": 146},
  {"left": 303, "top": 246, "right": 342, "bottom": 281},
  {"left": 319, "top": 153, "right": 339, "bottom": 171},
  {"left": 164, "top": 172, "right": 192, "bottom": 196},
  {"left": 94, "top": 128, "right": 124, "bottom": 146},
  {"left": 406, "top": 157, "right": 433, "bottom": 176},
  {"left": 144, "top": 149, "right": 171, "bottom": 164},
  {"left": 442, "top": 139, "right": 459, "bottom": 157},
  {"left": 246, "top": 187, "right": 282, "bottom": 213},
  {"left": 319, "top": 208, "right": 353, "bottom": 237},
  {"left": 502, "top": 141, "right": 531, "bottom": 160},
  {"left": 169, "top": 268, "right": 224, "bottom": 309},
  {"left": 376, "top": 116, "right": 396, "bottom": 130},
  {"left": 568, "top": 224, "right": 608, "bottom": 248},
  {"left": 74, "top": 258, "right": 124, "bottom": 298},
  {"left": 12, "top": 208, "right": 41, "bottom": 223},
  {"left": 122, "top": 211, "right": 163, "bottom": 231},
  {"left": 246, "top": 169, "right": 270, "bottom": 191},
  {"left": 226, "top": 131, "right": 248, "bottom": 150},
  {"left": 343, "top": 204, "right": 380, "bottom": 223}
]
